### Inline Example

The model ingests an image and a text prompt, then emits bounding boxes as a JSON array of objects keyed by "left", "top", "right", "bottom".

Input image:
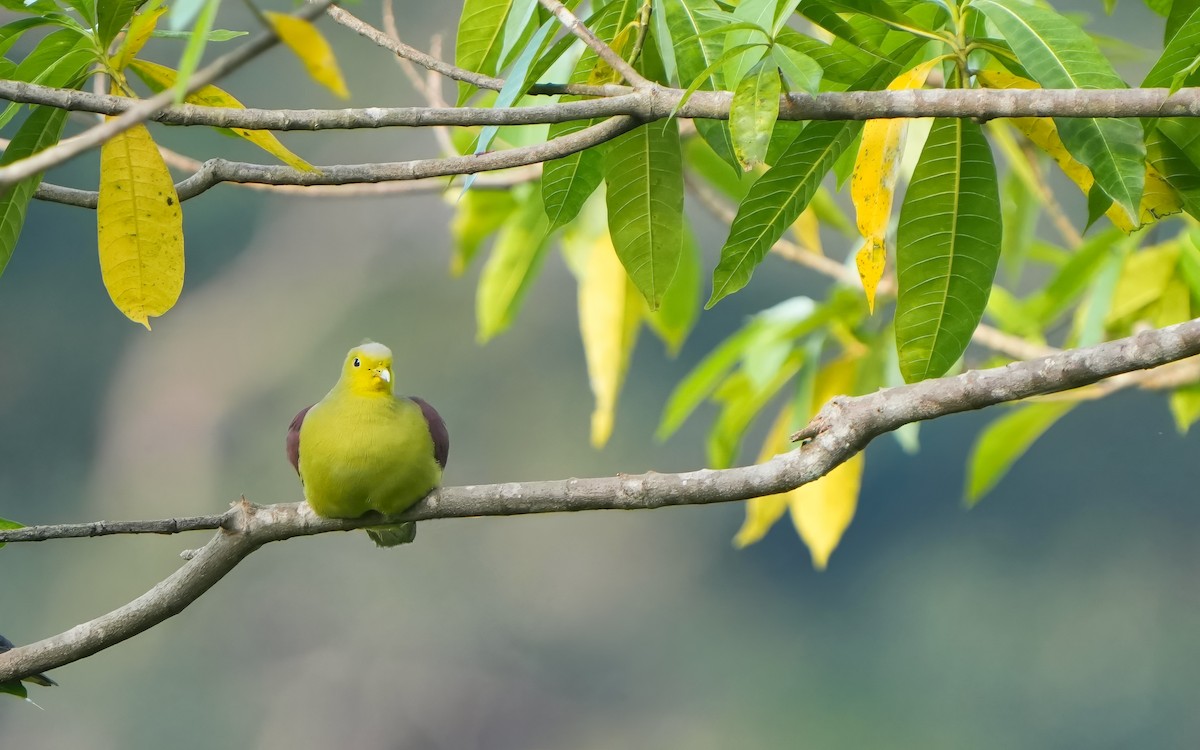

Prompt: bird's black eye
[{"left": 353, "top": 358, "right": 361, "bottom": 367}]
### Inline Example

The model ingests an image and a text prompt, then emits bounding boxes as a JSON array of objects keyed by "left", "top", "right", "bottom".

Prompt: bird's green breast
[{"left": 298, "top": 394, "right": 441, "bottom": 519}]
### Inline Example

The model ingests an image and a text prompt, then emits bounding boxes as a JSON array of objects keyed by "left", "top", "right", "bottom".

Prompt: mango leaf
[
  {"left": 974, "top": 0, "right": 1144, "bottom": 224},
  {"left": 771, "top": 43, "right": 822, "bottom": 94},
  {"left": 1022, "top": 227, "right": 1122, "bottom": 326},
  {"left": 1105, "top": 243, "right": 1180, "bottom": 324},
  {"left": 97, "top": 123, "right": 185, "bottom": 328},
  {"left": 657, "top": 319, "right": 767, "bottom": 439},
  {"left": 660, "top": 0, "right": 739, "bottom": 171},
  {"left": 774, "top": 26, "right": 871, "bottom": 85},
  {"left": 1154, "top": 277, "right": 1190, "bottom": 328},
  {"left": 0, "top": 106, "right": 69, "bottom": 283},
  {"left": 149, "top": 28, "right": 245, "bottom": 41},
  {"left": 724, "top": 0, "right": 774, "bottom": 88},
  {"left": 476, "top": 188, "right": 550, "bottom": 342},
  {"left": 97, "top": 0, "right": 148, "bottom": 47},
  {"left": 577, "top": 232, "right": 644, "bottom": 447},
  {"left": 605, "top": 118, "right": 684, "bottom": 309},
  {"left": 1166, "top": 0, "right": 1199, "bottom": 44},
  {"left": 895, "top": 118, "right": 1002, "bottom": 382},
  {"left": 450, "top": 189, "right": 517, "bottom": 276},
  {"left": 708, "top": 50, "right": 920, "bottom": 307},
  {"left": 645, "top": 225, "right": 700, "bottom": 355},
  {"left": 112, "top": 3, "right": 165, "bottom": 71},
  {"left": 264, "top": 12, "right": 349, "bottom": 99},
  {"left": 455, "top": 0, "right": 512, "bottom": 104},
  {"left": 733, "top": 400, "right": 799, "bottom": 548},
  {"left": 498, "top": 0, "right": 538, "bottom": 70},
  {"left": 850, "top": 57, "right": 940, "bottom": 313},
  {"left": 0, "top": 516, "right": 23, "bottom": 550},
  {"left": 730, "top": 58, "right": 781, "bottom": 171},
  {"left": 966, "top": 402, "right": 1074, "bottom": 504},
  {"left": 708, "top": 352, "right": 804, "bottom": 469},
  {"left": 128, "top": 60, "right": 315, "bottom": 172},
  {"left": 1169, "top": 383, "right": 1200, "bottom": 434},
  {"left": 1144, "top": 0, "right": 1200, "bottom": 88},
  {"left": 1, "top": 29, "right": 93, "bottom": 130},
  {"left": 167, "top": 0, "right": 203, "bottom": 30}
]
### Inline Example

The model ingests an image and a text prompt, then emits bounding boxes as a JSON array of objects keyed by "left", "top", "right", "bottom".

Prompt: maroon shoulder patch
[
  {"left": 286, "top": 405, "right": 312, "bottom": 475},
  {"left": 408, "top": 397, "right": 449, "bottom": 469}
]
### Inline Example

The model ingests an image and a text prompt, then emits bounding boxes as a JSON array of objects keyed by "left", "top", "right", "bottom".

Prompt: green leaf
[
  {"left": 645, "top": 224, "right": 700, "bottom": 354},
  {"left": 1169, "top": 383, "right": 1200, "bottom": 434},
  {"left": 895, "top": 118, "right": 1002, "bottom": 383},
  {"left": 724, "top": 0, "right": 774, "bottom": 85},
  {"left": 772, "top": 43, "right": 822, "bottom": 94},
  {"left": 999, "top": 168, "right": 1038, "bottom": 279},
  {"left": 0, "top": 30, "right": 91, "bottom": 136},
  {"left": 455, "top": 0, "right": 513, "bottom": 105},
  {"left": 1106, "top": 243, "right": 1180, "bottom": 323},
  {"left": 1143, "top": 1, "right": 1200, "bottom": 88},
  {"left": 149, "top": 28, "right": 245, "bottom": 41},
  {"left": 167, "top": 0, "right": 204, "bottom": 30},
  {"left": 1022, "top": 228, "right": 1121, "bottom": 326},
  {"left": 660, "top": 0, "right": 739, "bottom": 171},
  {"left": 798, "top": 0, "right": 883, "bottom": 55},
  {"left": 657, "top": 318, "right": 767, "bottom": 440},
  {"left": 470, "top": 17, "right": 557, "bottom": 160},
  {"left": 974, "top": 0, "right": 1145, "bottom": 223},
  {"left": 0, "top": 18, "right": 55, "bottom": 58},
  {"left": 498, "top": 0, "right": 538, "bottom": 70},
  {"left": 966, "top": 402, "right": 1074, "bottom": 505},
  {"left": 1147, "top": 126, "right": 1200, "bottom": 219},
  {"left": 606, "top": 118, "right": 684, "bottom": 309},
  {"left": 730, "top": 58, "right": 781, "bottom": 171},
  {"left": 0, "top": 516, "right": 23, "bottom": 550},
  {"left": 0, "top": 680, "right": 28, "bottom": 699},
  {"left": 775, "top": 26, "right": 869, "bottom": 85},
  {"left": 1165, "top": 0, "right": 1199, "bottom": 44},
  {"left": 0, "top": 106, "right": 69, "bottom": 284},
  {"left": 709, "top": 120, "right": 858, "bottom": 306},
  {"left": 97, "top": 0, "right": 146, "bottom": 46},
  {"left": 476, "top": 188, "right": 551, "bottom": 342},
  {"left": 451, "top": 189, "right": 517, "bottom": 276},
  {"left": 707, "top": 350, "right": 805, "bottom": 469},
  {"left": 1072, "top": 244, "right": 1125, "bottom": 346}
]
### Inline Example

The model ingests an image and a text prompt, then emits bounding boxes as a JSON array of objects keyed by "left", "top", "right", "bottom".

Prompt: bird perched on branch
[
  {"left": 0, "top": 633, "right": 56, "bottom": 701},
  {"left": 287, "top": 341, "right": 449, "bottom": 547}
]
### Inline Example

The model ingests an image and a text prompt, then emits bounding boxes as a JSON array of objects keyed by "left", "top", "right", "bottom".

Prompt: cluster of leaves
[
  {"left": 0, "top": 0, "right": 345, "bottom": 327},
  {"left": 448, "top": 0, "right": 1200, "bottom": 565}
]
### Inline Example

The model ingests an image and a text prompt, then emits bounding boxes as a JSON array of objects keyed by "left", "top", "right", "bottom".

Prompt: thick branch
[
  {"left": 5, "top": 82, "right": 1200, "bottom": 132},
  {"left": 3, "top": 318, "right": 1200, "bottom": 684},
  {"left": 0, "top": 0, "right": 336, "bottom": 187}
]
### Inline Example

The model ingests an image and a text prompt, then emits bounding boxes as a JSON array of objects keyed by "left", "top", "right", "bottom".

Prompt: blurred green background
[{"left": 2, "top": 1, "right": 1199, "bottom": 747}]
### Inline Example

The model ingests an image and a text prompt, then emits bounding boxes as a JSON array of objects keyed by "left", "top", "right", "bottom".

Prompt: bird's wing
[
  {"left": 408, "top": 397, "right": 449, "bottom": 468},
  {"left": 286, "top": 405, "right": 313, "bottom": 475}
]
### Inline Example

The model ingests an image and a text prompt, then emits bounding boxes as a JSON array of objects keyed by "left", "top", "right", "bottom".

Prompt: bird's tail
[{"left": 367, "top": 522, "right": 417, "bottom": 548}]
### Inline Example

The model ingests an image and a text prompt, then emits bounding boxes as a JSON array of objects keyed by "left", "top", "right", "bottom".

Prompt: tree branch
[
  {"left": 28, "top": 116, "right": 636, "bottom": 208},
  {"left": 3, "top": 318, "right": 1200, "bottom": 684},
  {"left": 538, "top": 0, "right": 650, "bottom": 88},
  {"left": 5, "top": 81, "right": 1200, "bottom": 132},
  {"left": 0, "top": 0, "right": 337, "bottom": 188}
]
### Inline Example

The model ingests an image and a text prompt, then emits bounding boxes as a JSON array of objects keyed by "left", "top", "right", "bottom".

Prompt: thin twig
[
  {"left": 538, "top": 0, "right": 650, "bottom": 87},
  {"left": 4, "top": 318, "right": 1200, "bottom": 684}
]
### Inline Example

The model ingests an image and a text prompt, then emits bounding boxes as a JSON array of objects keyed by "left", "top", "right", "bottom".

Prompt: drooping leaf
[
  {"left": 264, "top": 11, "right": 349, "bottom": 99},
  {"left": 149, "top": 28, "right": 245, "bottom": 41},
  {"left": 895, "top": 118, "right": 1002, "bottom": 382},
  {"left": 97, "top": 0, "right": 148, "bottom": 47},
  {"left": 0, "top": 516, "right": 23, "bottom": 550},
  {"left": 974, "top": 0, "right": 1144, "bottom": 223},
  {"left": 1165, "top": 0, "right": 1200, "bottom": 44},
  {"left": 1105, "top": 243, "right": 1180, "bottom": 324},
  {"left": 577, "top": 232, "right": 643, "bottom": 447},
  {"left": 707, "top": 352, "right": 804, "bottom": 469},
  {"left": 127, "top": 60, "right": 315, "bottom": 172},
  {"left": 1145, "top": 0, "right": 1200, "bottom": 89},
  {"left": 605, "top": 118, "right": 684, "bottom": 309},
  {"left": 733, "top": 401, "right": 799, "bottom": 548},
  {"left": 1169, "top": 383, "right": 1200, "bottom": 434},
  {"left": 850, "top": 57, "right": 940, "bottom": 313},
  {"left": 966, "top": 401, "right": 1075, "bottom": 504},
  {"left": 97, "top": 123, "right": 185, "bottom": 328},
  {"left": 0, "top": 106, "right": 69, "bottom": 283},
  {"left": 730, "top": 58, "right": 781, "bottom": 171},
  {"left": 476, "top": 188, "right": 550, "bottom": 342},
  {"left": 450, "top": 189, "right": 517, "bottom": 276},
  {"left": 171, "top": 0, "right": 217, "bottom": 102},
  {"left": 645, "top": 225, "right": 700, "bottom": 355},
  {"left": 1022, "top": 228, "right": 1122, "bottom": 326}
]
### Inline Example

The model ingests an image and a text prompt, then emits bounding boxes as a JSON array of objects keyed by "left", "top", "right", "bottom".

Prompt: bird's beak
[{"left": 377, "top": 368, "right": 391, "bottom": 383}]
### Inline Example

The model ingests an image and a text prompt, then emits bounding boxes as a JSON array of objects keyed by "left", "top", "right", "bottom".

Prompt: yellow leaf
[
  {"left": 850, "top": 57, "right": 941, "bottom": 312},
  {"left": 113, "top": 5, "right": 166, "bottom": 72},
  {"left": 735, "top": 356, "right": 864, "bottom": 568},
  {"left": 788, "top": 356, "right": 863, "bottom": 569},
  {"left": 128, "top": 60, "right": 316, "bottom": 173},
  {"left": 587, "top": 22, "right": 635, "bottom": 85},
  {"left": 97, "top": 122, "right": 184, "bottom": 328},
  {"left": 263, "top": 12, "right": 349, "bottom": 99},
  {"left": 791, "top": 206, "right": 822, "bottom": 255},
  {"left": 977, "top": 69, "right": 1179, "bottom": 232},
  {"left": 578, "top": 232, "right": 643, "bottom": 447},
  {"left": 733, "top": 401, "right": 795, "bottom": 548}
]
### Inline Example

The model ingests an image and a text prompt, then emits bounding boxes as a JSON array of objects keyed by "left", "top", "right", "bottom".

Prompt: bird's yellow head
[{"left": 338, "top": 341, "right": 394, "bottom": 396}]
